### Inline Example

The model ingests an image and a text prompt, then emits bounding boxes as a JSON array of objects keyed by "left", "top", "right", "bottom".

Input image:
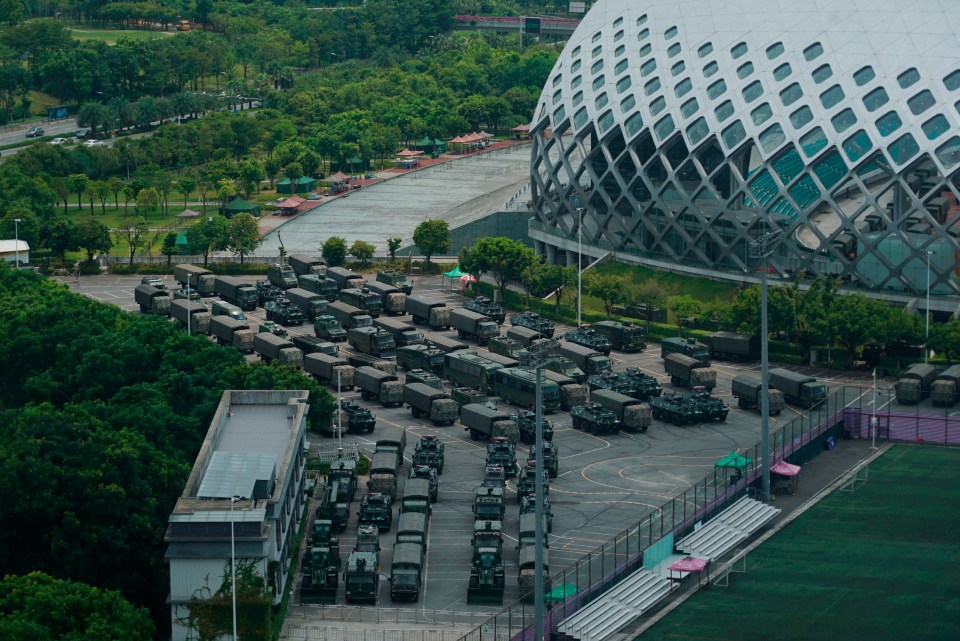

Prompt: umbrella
[{"left": 714, "top": 451, "right": 753, "bottom": 469}]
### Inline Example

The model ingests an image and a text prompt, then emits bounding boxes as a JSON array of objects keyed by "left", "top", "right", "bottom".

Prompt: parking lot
[{"left": 57, "top": 271, "right": 885, "bottom": 612}]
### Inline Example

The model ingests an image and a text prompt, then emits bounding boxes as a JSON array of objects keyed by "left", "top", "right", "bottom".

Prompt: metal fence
[
  {"left": 286, "top": 626, "right": 477, "bottom": 641},
  {"left": 287, "top": 605, "right": 494, "bottom": 628},
  {"left": 839, "top": 385, "right": 960, "bottom": 445},
  {"left": 314, "top": 443, "right": 361, "bottom": 463}
]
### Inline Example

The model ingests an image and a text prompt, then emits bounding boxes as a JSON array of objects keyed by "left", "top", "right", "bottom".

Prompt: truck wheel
[
  {"left": 470, "top": 429, "right": 479, "bottom": 441},
  {"left": 718, "top": 411, "right": 728, "bottom": 422},
  {"left": 672, "top": 414, "right": 683, "bottom": 426},
  {"left": 652, "top": 408, "right": 661, "bottom": 420},
  {"left": 367, "top": 426, "right": 375, "bottom": 433},
  {"left": 571, "top": 417, "right": 580, "bottom": 429},
  {"left": 671, "top": 376, "right": 680, "bottom": 386},
  {"left": 738, "top": 398, "right": 747, "bottom": 409}
]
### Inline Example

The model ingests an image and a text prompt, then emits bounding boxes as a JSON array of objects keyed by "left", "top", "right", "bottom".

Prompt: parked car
[
  {"left": 84, "top": 139, "right": 106, "bottom": 147},
  {"left": 76, "top": 128, "right": 91, "bottom": 139},
  {"left": 25, "top": 127, "right": 44, "bottom": 138},
  {"left": 49, "top": 138, "right": 68, "bottom": 145}
]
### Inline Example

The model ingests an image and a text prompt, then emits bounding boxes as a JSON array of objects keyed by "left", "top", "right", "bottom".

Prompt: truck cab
[
  {"left": 268, "top": 263, "right": 298, "bottom": 289},
  {"left": 314, "top": 315, "right": 347, "bottom": 341},
  {"left": 376, "top": 270, "right": 412, "bottom": 295},
  {"left": 210, "top": 300, "right": 246, "bottom": 321}
]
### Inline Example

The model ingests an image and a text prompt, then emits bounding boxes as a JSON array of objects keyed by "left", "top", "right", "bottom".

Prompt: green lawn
[
  {"left": 640, "top": 444, "right": 960, "bottom": 641},
  {"left": 68, "top": 27, "right": 171, "bottom": 43},
  {"left": 63, "top": 205, "right": 186, "bottom": 230},
  {"left": 596, "top": 261, "right": 740, "bottom": 303}
]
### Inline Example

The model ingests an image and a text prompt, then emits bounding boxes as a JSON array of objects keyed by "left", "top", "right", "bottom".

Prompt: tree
[
  {"left": 76, "top": 218, "right": 113, "bottom": 262},
  {"left": 387, "top": 237, "right": 402, "bottom": 261},
  {"left": 627, "top": 278, "right": 675, "bottom": 330},
  {"left": 469, "top": 237, "right": 535, "bottom": 296},
  {"left": 161, "top": 231, "right": 179, "bottom": 265},
  {"left": 187, "top": 216, "right": 229, "bottom": 267},
  {"left": 91, "top": 180, "right": 111, "bottom": 215},
  {"left": 136, "top": 187, "right": 160, "bottom": 218},
  {"left": 929, "top": 319, "right": 960, "bottom": 364},
  {"left": 321, "top": 236, "right": 348, "bottom": 266},
  {"left": 226, "top": 213, "right": 262, "bottom": 263},
  {"left": 284, "top": 161, "right": 303, "bottom": 194},
  {"left": 119, "top": 215, "right": 148, "bottom": 265},
  {"left": 349, "top": 240, "right": 376, "bottom": 265},
  {"left": 666, "top": 294, "right": 703, "bottom": 335},
  {"left": 45, "top": 218, "right": 79, "bottom": 258},
  {"left": 67, "top": 173, "right": 89, "bottom": 209},
  {"left": 176, "top": 175, "right": 197, "bottom": 209},
  {"left": 77, "top": 101, "right": 112, "bottom": 135},
  {"left": 413, "top": 219, "right": 450, "bottom": 265},
  {"left": 264, "top": 158, "right": 280, "bottom": 189},
  {"left": 530, "top": 263, "right": 576, "bottom": 314},
  {"left": 239, "top": 160, "right": 265, "bottom": 195},
  {"left": 216, "top": 178, "right": 237, "bottom": 213},
  {"left": 0, "top": 209, "right": 40, "bottom": 250},
  {"left": 878, "top": 306, "right": 920, "bottom": 368},
  {"left": 108, "top": 177, "right": 126, "bottom": 209},
  {"left": 830, "top": 294, "right": 884, "bottom": 367},
  {"left": 584, "top": 272, "right": 624, "bottom": 319}
]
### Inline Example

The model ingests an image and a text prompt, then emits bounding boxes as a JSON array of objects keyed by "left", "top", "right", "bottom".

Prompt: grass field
[
  {"left": 68, "top": 27, "right": 171, "bottom": 43},
  {"left": 639, "top": 444, "right": 960, "bottom": 641}
]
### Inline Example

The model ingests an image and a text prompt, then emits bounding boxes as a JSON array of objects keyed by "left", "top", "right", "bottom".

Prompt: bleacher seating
[
  {"left": 557, "top": 568, "right": 673, "bottom": 641},
  {"left": 676, "top": 497, "right": 781, "bottom": 561}
]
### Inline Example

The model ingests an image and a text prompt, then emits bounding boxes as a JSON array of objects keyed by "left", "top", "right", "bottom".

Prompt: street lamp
[
  {"left": 576, "top": 207, "right": 584, "bottom": 328},
  {"left": 229, "top": 495, "right": 244, "bottom": 641},
  {"left": 13, "top": 218, "right": 22, "bottom": 269},
  {"left": 748, "top": 230, "right": 781, "bottom": 502},
  {"left": 871, "top": 368, "right": 878, "bottom": 450},
  {"left": 922, "top": 249, "right": 935, "bottom": 364},
  {"left": 520, "top": 336, "right": 561, "bottom": 641}
]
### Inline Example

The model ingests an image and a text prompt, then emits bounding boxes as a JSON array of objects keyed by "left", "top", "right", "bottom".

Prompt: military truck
[
  {"left": 506, "top": 325, "right": 545, "bottom": 348},
  {"left": 304, "top": 353, "right": 354, "bottom": 388},
  {"left": 172, "top": 287, "right": 201, "bottom": 302},
  {"left": 564, "top": 328, "right": 612, "bottom": 355},
  {"left": 340, "top": 287, "right": 383, "bottom": 318},
  {"left": 327, "top": 455, "right": 358, "bottom": 501},
  {"left": 252, "top": 332, "right": 303, "bottom": 367},
  {"left": 367, "top": 452, "right": 400, "bottom": 499},
  {"left": 344, "top": 525, "right": 380, "bottom": 604},
  {"left": 389, "top": 542, "right": 424, "bottom": 602},
  {"left": 291, "top": 335, "right": 336, "bottom": 356},
  {"left": 590, "top": 388, "right": 653, "bottom": 432},
  {"left": 213, "top": 276, "right": 258, "bottom": 310},
  {"left": 509, "top": 312, "right": 555, "bottom": 338},
  {"left": 347, "top": 352, "right": 397, "bottom": 374},
  {"left": 650, "top": 390, "right": 729, "bottom": 424},
  {"left": 451, "top": 386, "right": 488, "bottom": 410},
  {"left": 769, "top": 368, "right": 827, "bottom": 409},
  {"left": 255, "top": 280, "right": 284, "bottom": 307},
  {"left": 406, "top": 369, "right": 442, "bottom": 390},
  {"left": 283, "top": 287, "right": 329, "bottom": 320},
  {"left": 558, "top": 342, "right": 612, "bottom": 376},
  {"left": 395, "top": 511, "right": 429, "bottom": 548},
  {"left": 731, "top": 375, "right": 786, "bottom": 415},
  {"left": 486, "top": 437, "right": 518, "bottom": 478},
  {"left": 317, "top": 480, "right": 350, "bottom": 531},
  {"left": 173, "top": 264, "right": 216, "bottom": 296},
  {"left": 135, "top": 284, "right": 170, "bottom": 315},
  {"left": 516, "top": 460, "right": 550, "bottom": 501},
  {"left": 258, "top": 320, "right": 288, "bottom": 338},
  {"left": 472, "top": 520, "right": 503, "bottom": 558},
  {"left": 264, "top": 298, "right": 306, "bottom": 326},
  {"left": 512, "top": 410, "right": 555, "bottom": 444},
  {"left": 473, "top": 486, "right": 506, "bottom": 522},
  {"left": 570, "top": 402, "right": 622, "bottom": 434},
  {"left": 592, "top": 320, "right": 647, "bottom": 352},
  {"left": 403, "top": 382, "right": 459, "bottom": 426},
  {"left": 661, "top": 336, "right": 711, "bottom": 362},
  {"left": 140, "top": 275, "right": 166, "bottom": 289},
  {"left": 588, "top": 369, "right": 662, "bottom": 401},
  {"left": 267, "top": 263, "right": 298, "bottom": 289},
  {"left": 623, "top": 366, "right": 665, "bottom": 400},
  {"left": 374, "top": 317, "right": 423, "bottom": 347},
  {"left": 209, "top": 299, "right": 246, "bottom": 320},
  {"left": 517, "top": 510, "right": 550, "bottom": 550},
  {"left": 518, "top": 546, "right": 549, "bottom": 605},
  {"left": 354, "top": 366, "right": 403, "bottom": 406},
  {"left": 396, "top": 344, "right": 445, "bottom": 375},
  {"left": 376, "top": 270, "right": 412, "bottom": 295},
  {"left": 209, "top": 316, "right": 253, "bottom": 352},
  {"left": 896, "top": 363, "right": 940, "bottom": 405},
  {"left": 288, "top": 254, "right": 326, "bottom": 277},
  {"left": 427, "top": 334, "right": 469, "bottom": 354},
  {"left": 664, "top": 353, "right": 717, "bottom": 389},
  {"left": 327, "top": 266, "right": 365, "bottom": 291},
  {"left": 408, "top": 464, "right": 439, "bottom": 500},
  {"left": 313, "top": 315, "right": 347, "bottom": 342},
  {"left": 468, "top": 519, "right": 505, "bottom": 605},
  {"left": 400, "top": 478, "right": 433, "bottom": 515},
  {"left": 450, "top": 308, "right": 500, "bottom": 345},
  {"left": 460, "top": 404, "right": 517, "bottom": 442},
  {"left": 488, "top": 336, "right": 525, "bottom": 360},
  {"left": 336, "top": 399, "right": 376, "bottom": 434},
  {"left": 543, "top": 356, "right": 587, "bottom": 384},
  {"left": 170, "top": 299, "right": 211, "bottom": 333},
  {"left": 358, "top": 492, "right": 394, "bottom": 531},
  {"left": 329, "top": 300, "right": 373, "bottom": 329},
  {"left": 705, "top": 331, "right": 759, "bottom": 362},
  {"left": 364, "top": 281, "right": 407, "bottom": 316},
  {"left": 298, "top": 274, "right": 339, "bottom": 302},
  {"left": 300, "top": 539, "right": 339, "bottom": 603},
  {"left": 348, "top": 326, "right": 397, "bottom": 359},
  {"left": 406, "top": 295, "right": 451, "bottom": 329},
  {"left": 931, "top": 364, "right": 960, "bottom": 407},
  {"left": 520, "top": 495, "right": 553, "bottom": 533},
  {"left": 464, "top": 296, "right": 506, "bottom": 324},
  {"left": 375, "top": 433, "right": 407, "bottom": 468}
]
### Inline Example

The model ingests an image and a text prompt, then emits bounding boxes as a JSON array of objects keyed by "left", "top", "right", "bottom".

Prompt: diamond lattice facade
[{"left": 528, "top": 0, "right": 960, "bottom": 300}]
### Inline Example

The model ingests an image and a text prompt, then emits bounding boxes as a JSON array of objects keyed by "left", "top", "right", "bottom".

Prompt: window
[
  {"left": 800, "top": 127, "right": 827, "bottom": 156},
  {"left": 737, "top": 62, "right": 754, "bottom": 79},
  {"left": 552, "top": 75, "right": 562, "bottom": 88},
  {"left": 790, "top": 106, "right": 813, "bottom": 129},
  {"left": 655, "top": 115, "right": 676, "bottom": 140},
  {"left": 675, "top": 78, "right": 693, "bottom": 98},
  {"left": 831, "top": 108, "right": 857, "bottom": 133},
  {"left": 842, "top": 130, "right": 873, "bottom": 162},
  {"left": 681, "top": 98, "right": 700, "bottom": 118},
  {"left": 592, "top": 45, "right": 602, "bottom": 58},
  {"left": 592, "top": 32, "right": 601, "bottom": 44},
  {"left": 553, "top": 106, "right": 566, "bottom": 123},
  {"left": 812, "top": 64, "right": 833, "bottom": 84},
  {"left": 687, "top": 117, "right": 709, "bottom": 144},
  {"left": 751, "top": 103, "right": 773, "bottom": 126},
  {"left": 820, "top": 85, "right": 845, "bottom": 109},
  {"left": 668, "top": 43, "right": 682, "bottom": 58},
  {"left": 876, "top": 111, "right": 902, "bottom": 137},
  {"left": 625, "top": 112, "right": 643, "bottom": 137},
  {"left": 888, "top": 133, "right": 919, "bottom": 164},
  {"left": 759, "top": 124, "right": 786, "bottom": 153},
  {"left": 571, "top": 46, "right": 581, "bottom": 57},
  {"left": 620, "top": 95, "right": 636, "bottom": 112},
  {"left": 616, "top": 76, "right": 632, "bottom": 93},
  {"left": 571, "top": 59, "right": 582, "bottom": 73},
  {"left": 650, "top": 96, "right": 666, "bottom": 116},
  {"left": 780, "top": 83, "right": 803, "bottom": 106},
  {"left": 598, "top": 110, "right": 615, "bottom": 133},
  {"left": 743, "top": 80, "right": 764, "bottom": 103},
  {"left": 698, "top": 42, "right": 713, "bottom": 58},
  {"left": 615, "top": 45, "right": 625, "bottom": 57},
  {"left": 922, "top": 114, "right": 950, "bottom": 140},
  {"left": 854, "top": 66, "right": 875, "bottom": 86},
  {"left": 591, "top": 60, "right": 603, "bottom": 74},
  {"left": 898, "top": 68, "right": 920, "bottom": 89},
  {"left": 574, "top": 107, "right": 589, "bottom": 129},
  {"left": 614, "top": 30, "right": 624, "bottom": 42},
  {"left": 671, "top": 61, "right": 686, "bottom": 76},
  {"left": 615, "top": 59, "right": 628, "bottom": 75},
  {"left": 572, "top": 91, "right": 583, "bottom": 107},
  {"left": 936, "top": 136, "right": 960, "bottom": 168},
  {"left": 863, "top": 87, "right": 889, "bottom": 112},
  {"left": 944, "top": 70, "right": 960, "bottom": 91},
  {"left": 592, "top": 75, "right": 605, "bottom": 90},
  {"left": 715, "top": 100, "right": 734, "bottom": 122},
  {"left": 766, "top": 42, "right": 785, "bottom": 59},
  {"left": 552, "top": 89, "right": 561, "bottom": 105},
  {"left": 708, "top": 79, "right": 727, "bottom": 99},
  {"left": 613, "top": 16, "right": 623, "bottom": 28},
  {"left": 731, "top": 42, "right": 748, "bottom": 59},
  {"left": 571, "top": 75, "right": 582, "bottom": 89},
  {"left": 595, "top": 93, "right": 608, "bottom": 109},
  {"left": 703, "top": 61, "right": 719, "bottom": 77},
  {"left": 641, "top": 60, "right": 656, "bottom": 77},
  {"left": 644, "top": 77, "right": 661, "bottom": 95},
  {"left": 908, "top": 90, "right": 936, "bottom": 115},
  {"left": 665, "top": 26, "right": 678, "bottom": 39},
  {"left": 639, "top": 44, "right": 652, "bottom": 58},
  {"left": 637, "top": 14, "right": 648, "bottom": 26},
  {"left": 722, "top": 120, "right": 747, "bottom": 147},
  {"left": 774, "top": 63, "right": 792, "bottom": 81},
  {"left": 803, "top": 42, "right": 824, "bottom": 61},
  {"left": 638, "top": 28, "right": 649, "bottom": 41}
]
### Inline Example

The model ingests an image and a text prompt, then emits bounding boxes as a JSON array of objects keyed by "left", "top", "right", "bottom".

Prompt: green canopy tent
[
  {"left": 715, "top": 452, "right": 753, "bottom": 469},
  {"left": 222, "top": 196, "right": 260, "bottom": 218},
  {"left": 175, "top": 230, "right": 191, "bottom": 253},
  {"left": 545, "top": 582, "right": 578, "bottom": 604},
  {"left": 414, "top": 137, "right": 447, "bottom": 154},
  {"left": 442, "top": 265, "right": 475, "bottom": 291},
  {"left": 331, "top": 156, "right": 370, "bottom": 173},
  {"left": 276, "top": 176, "right": 318, "bottom": 194}
]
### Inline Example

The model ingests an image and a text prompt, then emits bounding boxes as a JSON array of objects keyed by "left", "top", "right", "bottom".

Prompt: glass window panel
[
  {"left": 675, "top": 78, "right": 693, "bottom": 98},
  {"left": 751, "top": 103, "right": 772, "bottom": 126},
  {"left": 655, "top": 115, "right": 675, "bottom": 140},
  {"left": 831, "top": 108, "right": 857, "bottom": 133},
  {"left": 722, "top": 120, "right": 747, "bottom": 147},
  {"left": 681, "top": 98, "right": 700, "bottom": 118},
  {"left": 922, "top": 114, "right": 950, "bottom": 140},
  {"left": 774, "top": 63, "right": 792, "bottom": 81},
  {"left": 553, "top": 75, "right": 562, "bottom": 88},
  {"left": 759, "top": 124, "right": 786, "bottom": 153},
  {"left": 641, "top": 60, "right": 656, "bottom": 77},
  {"left": 639, "top": 44, "right": 652, "bottom": 57},
  {"left": 731, "top": 42, "right": 748, "bottom": 59},
  {"left": 592, "top": 75, "right": 605, "bottom": 90},
  {"left": 812, "top": 64, "right": 833, "bottom": 84},
  {"left": 616, "top": 76, "right": 632, "bottom": 93},
  {"left": 842, "top": 129, "right": 873, "bottom": 162},
  {"left": 780, "top": 83, "right": 803, "bottom": 106},
  {"left": 766, "top": 42, "right": 785, "bottom": 59},
  {"left": 572, "top": 46, "right": 581, "bottom": 57},
  {"left": 665, "top": 26, "right": 678, "bottom": 39},
  {"left": 637, "top": 14, "right": 648, "bottom": 26},
  {"left": 790, "top": 106, "right": 813, "bottom": 129},
  {"left": 644, "top": 77, "right": 661, "bottom": 95},
  {"left": 800, "top": 127, "right": 827, "bottom": 156},
  {"left": 650, "top": 96, "right": 666, "bottom": 116},
  {"left": 613, "top": 17, "right": 623, "bottom": 28},
  {"left": 935, "top": 136, "right": 960, "bottom": 168},
  {"left": 876, "top": 111, "right": 902, "bottom": 137},
  {"left": 571, "top": 75, "right": 582, "bottom": 89},
  {"left": 668, "top": 43, "right": 681, "bottom": 58},
  {"left": 944, "top": 70, "right": 960, "bottom": 91},
  {"left": 704, "top": 61, "right": 719, "bottom": 77},
  {"left": 687, "top": 117, "right": 709, "bottom": 144},
  {"left": 803, "top": 42, "right": 824, "bottom": 61},
  {"left": 708, "top": 79, "right": 727, "bottom": 99},
  {"left": 572, "top": 91, "right": 583, "bottom": 107},
  {"left": 671, "top": 61, "right": 686, "bottom": 76},
  {"left": 638, "top": 28, "right": 649, "bottom": 41},
  {"left": 598, "top": 110, "right": 615, "bottom": 133},
  {"left": 743, "top": 80, "right": 764, "bottom": 103},
  {"left": 591, "top": 60, "right": 603, "bottom": 74},
  {"left": 888, "top": 132, "right": 919, "bottom": 164},
  {"left": 592, "top": 46, "right": 602, "bottom": 58},
  {"left": 614, "top": 30, "right": 624, "bottom": 42},
  {"left": 571, "top": 60, "right": 581, "bottom": 73},
  {"left": 715, "top": 100, "right": 734, "bottom": 122},
  {"left": 854, "top": 66, "right": 875, "bottom": 86},
  {"left": 552, "top": 89, "right": 562, "bottom": 105},
  {"left": 615, "top": 45, "right": 624, "bottom": 57},
  {"left": 737, "top": 62, "right": 754, "bottom": 79},
  {"left": 553, "top": 106, "right": 566, "bottom": 122},
  {"left": 908, "top": 90, "right": 936, "bottom": 115},
  {"left": 820, "top": 85, "right": 845, "bottom": 109},
  {"left": 592, "top": 32, "right": 601, "bottom": 44},
  {"left": 574, "top": 107, "right": 589, "bottom": 129},
  {"left": 595, "top": 93, "right": 608, "bottom": 109},
  {"left": 863, "top": 87, "right": 888, "bottom": 112},
  {"left": 620, "top": 95, "right": 636, "bottom": 112},
  {"left": 698, "top": 43, "right": 713, "bottom": 58},
  {"left": 615, "top": 59, "right": 628, "bottom": 75},
  {"left": 898, "top": 68, "right": 920, "bottom": 89}
]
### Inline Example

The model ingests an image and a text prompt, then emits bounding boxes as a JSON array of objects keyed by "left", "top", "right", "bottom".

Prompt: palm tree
[
  {"left": 134, "top": 96, "right": 158, "bottom": 128},
  {"left": 154, "top": 97, "right": 173, "bottom": 124},
  {"left": 170, "top": 93, "right": 197, "bottom": 121},
  {"left": 77, "top": 101, "right": 112, "bottom": 136},
  {"left": 109, "top": 97, "right": 135, "bottom": 131}
]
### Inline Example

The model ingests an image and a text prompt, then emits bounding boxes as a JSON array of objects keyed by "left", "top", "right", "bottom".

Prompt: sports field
[{"left": 640, "top": 444, "right": 960, "bottom": 641}]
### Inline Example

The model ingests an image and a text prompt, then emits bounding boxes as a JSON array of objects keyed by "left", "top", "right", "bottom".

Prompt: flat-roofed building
[{"left": 165, "top": 389, "right": 310, "bottom": 641}]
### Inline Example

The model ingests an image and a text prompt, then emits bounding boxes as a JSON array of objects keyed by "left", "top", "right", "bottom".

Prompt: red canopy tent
[
  {"left": 395, "top": 148, "right": 421, "bottom": 157},
  {"left": 326, "top": 171, "right": 350, "bottom": 183}
]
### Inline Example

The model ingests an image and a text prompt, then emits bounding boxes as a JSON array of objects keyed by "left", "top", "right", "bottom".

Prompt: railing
[
  {"left": 287, "top": 605, "right": 495, "bottom": 628},
  {"left": 287, "top": 627, "right": 484, "bottom": 641}
]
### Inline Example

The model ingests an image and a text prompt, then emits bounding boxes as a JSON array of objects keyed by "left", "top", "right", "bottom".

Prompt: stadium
[{"left": 527, "top": 0, "right": 960, "bottom": 306}]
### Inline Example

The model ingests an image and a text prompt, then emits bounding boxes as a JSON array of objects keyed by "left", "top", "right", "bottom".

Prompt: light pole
[
  {"left": 923, "top": 249, "right": 934, "bottom": 364},
  {"left": 576, "top": 207, "right": 584, "bottom": 328},
  {"left": 749, "top": 230, "right": 780, "bottom": 502},
  {"left": 229, "top": 495, "right": 242, "bottom": 641},
  {"left": 13, "top": 218, "right": 22, "bottom": 269},
  {"left": 187, "top": 280, "right": 192, "bottom": 336},
  {"left": 871, "top": 368, "right": 878, "bottom": 450},
  {"left": 336, "top": 369, "right": 343, "bottom": 450}
]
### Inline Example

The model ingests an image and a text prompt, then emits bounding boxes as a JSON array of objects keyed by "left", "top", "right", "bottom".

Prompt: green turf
[
  {"left": 639, "top": 445, "right": 960, "bottom": 641},
  {"left": 595, "top": 261, "right": 740, "bottom": 303},
  {"left": 69, "top": 28, "right": 170, "bottom": 43}
]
